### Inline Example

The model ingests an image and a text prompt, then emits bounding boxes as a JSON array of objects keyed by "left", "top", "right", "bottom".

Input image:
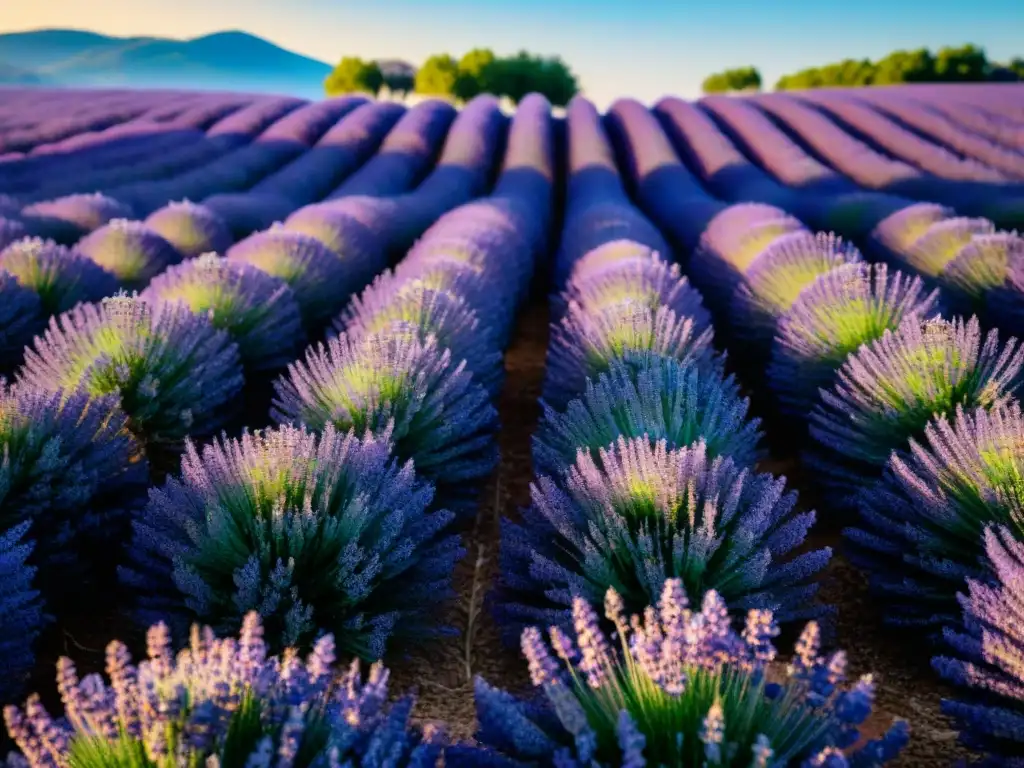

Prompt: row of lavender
[
  {"left": 603, "top": 96, "right": 1024, "bottom": 764},
  {"left": 0, "top": 93, "right": 557, "bottom": 768}
]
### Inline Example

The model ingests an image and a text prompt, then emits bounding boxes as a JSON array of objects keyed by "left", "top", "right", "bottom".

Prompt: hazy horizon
[{"left": 2, "top": 0, "right": 1022, "bottom": 108}]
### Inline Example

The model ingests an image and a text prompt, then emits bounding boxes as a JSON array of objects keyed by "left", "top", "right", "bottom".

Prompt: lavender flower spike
[
  {"left": 143, "top": 253, "right": 306, "bottom": 372},
  {"left": 122, "top": 423, "right": 462, "bottom": 656},
  {"left": 5, "top": 611, "right": 446, "bottom": 768},
  {"left": 17, "top": 294, "right": 244, "bottom": 459},
  {"left": 768, "top": 263, "right": 942, "bottom": 418},
  {"left": 543, "top": 301, "right": 718, "bottom": 412},
  {"left": 533, "top": 352, "right": 763, "bottom": 481},
  {"left": 0, "top": 237, "right": 119, "bottom": 316},
  {"left": 272, "top": 328, "right": 498, "bottom": 517},
  {"left": 74, "top": 219, "right": 183, "bottom": 290},
  {"left": 846, "top": 403, "right": 1024, "bottom": 629},
  {"left": 452, "top": 581, "right": 908, "bottom": 767},
  {"left": 496, "top": 436, "right": 831, "bottom": 645},
  {"left": 933, "top": 525, "right": 1024, "bottom": 765},
  {"left": 0, "top": 517, "right": 44, "bottom": 704},
  {"left": 807, "top": 315, "right": 1023, "bottom": 502}
]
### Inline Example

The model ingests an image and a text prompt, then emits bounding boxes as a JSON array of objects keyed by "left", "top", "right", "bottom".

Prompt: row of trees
[
  {"left": 702, "top": 45, "right": 1024, "bottom": 94},
  {"left": 324, "top": 49, "right": 579, "bottom": 106}
]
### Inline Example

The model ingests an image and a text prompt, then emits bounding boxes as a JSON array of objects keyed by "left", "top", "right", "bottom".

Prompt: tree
[
  {"left": 933, "top": 44, "right": 990, "bottom": 82},
  {"left": 324, "top": 57, "right": 383, "bottom": 97},
  {"left": 872, "top": 48, "right": 935, "bottom": 84},
  {"left": 414, "top": 54, "right": 460, "bottom": 97},
  {"left": 452, "top": 48, "right": 497, "bottom": 101},
  {"left": 701, "top": 66, "right": 762, "bottom": 94}
]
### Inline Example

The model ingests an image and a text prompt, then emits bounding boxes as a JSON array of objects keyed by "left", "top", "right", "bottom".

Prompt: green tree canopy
[
  {"left": 414, "top": 53, "right": 461, "bottom": 96},
  {"left": 770, "top": 43, "right": 1024, "bottom": 90},
  {"left": 323, "top": 57, "right": 383, "bottom": 97},
  {"left": 701, "top": 66, "right": 762, "bottom": 94},
  {"left": 452, "top": 48, "right": 497, "bottom": 101}
]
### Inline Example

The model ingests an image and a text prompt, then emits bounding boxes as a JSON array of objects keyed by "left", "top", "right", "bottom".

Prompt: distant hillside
[{"left": 0, "top": 28, "right": 333, "bottom": 98}]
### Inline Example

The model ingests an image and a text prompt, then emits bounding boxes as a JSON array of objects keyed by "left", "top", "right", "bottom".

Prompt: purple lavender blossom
[
  {"left": 769, "top": 263, "right": 942, "bottom": 418},
  {"left": 933, "top": 526, "right": 1024, "bottom": 764},
  {"left": 729, "top": 231, "right": 863, "bottom": 347},
  {"left": 142, "top": 253, "right": 305, "bottom": 372},
  {"left": 17, "top": 294, "right": 244, "bottom": 460},
  {"left": 942, "top": 232, "right": 1024, "bottom": 316},
  {"left": 143, "top": 199, "right": 234, "bottom": 259},
  {"left": 496, "top": 436, "right": 831, "bottom": 645},
  {"left": 0, "top": 216, "right": 26, "bottom": 251},
  {"left": 4, "top": 611, "right": 447, "bottom": 767},
  {"left": 543, "top": 301, "right": 718, "bottom": 412},
  {"left": 454, "top": 581, "right": 907, "bottom": 767},
  {"left": 227, "top": 226, "right": 363, "bottom": 329},
  {"left": 0, "top": 518, "right": 43, "bottom": 704},
  {"left": 867, "top": 203, "right": 954, "bottom": 266},
  {"left": 283, "top": 204, "right": 387, "bottom": 265},
  {"left": 0, "top": 381, "right": 148, "bottom": 592},
  {"left": 0, "top": 271, "right": 43, "bottom": 370},
  {"left": 562, "top": 250, "right": 711, "bottom": 332},
  {"left": 122, "top": 423, "right": 462, "bottom": 656},
  {"left": 807, "top": 316, "right": 1023, "bottom": 501},
  {"left": 394, "top": 256, "right": 506, "bottom": 322},
  {"left": 846, "top": 404, "right": 1024, "bottom": 630},
  {"left": 533, "top": 353, "right": 763, "bottom": 480},
  {"left": 272, "top": 329, "right": 498, "bottom": 517},
  {"left": 75, "top": 219, "right": 183, "bottom": 289},
  {"left": 0, "top": 237, "right": 119, "bottom": 316},
  {"left": 338, "top": 271, "right": 504, "bottom": 396},
  {"left": 902, "top": 217, "right": 997, "bottom": 278},
  {"left": 21, "top": 193, "right": 133, "bottom": 242}
]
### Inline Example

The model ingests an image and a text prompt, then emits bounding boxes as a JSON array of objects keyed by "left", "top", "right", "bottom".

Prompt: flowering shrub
[
  {"left": 543, "top": 301, "right": 717, "bottom": 412},
  {"left": 22, "top": 193, "right": 133, "bottom": 240},
  {"left": 532, "top": 353, "right": 762, "bottom": 481},
  {"left": 0, "top": 237, "right": 119, "bottom": 316},
  {"left": 902, "top": 218, "right": 996, "bottom": 278},
  {"left": 0, "top": 216, "right": 26, "bottom": 251},
  {"left": 75, "top": 219, "right": 183, "bottom": 289},
  {"left": 867, "top": 203, "right": 954, "bottom": 262},
  {"left": 0, "top": 516, "right": 43, "bottom": 704},
  {"left": 941, "top": 232, "right": 1024, "bottom": 316},
  {"left": 807, "top": 316, "right": 1023, "bottom": 500},
  {"left": 846, "top": 404, "right": 1024, "bottom": 628},
  {"left": 143, "top": 199, "right": 234, "bottom": 259},
  {"left": 768, "top": 263, "right": 941, "bottom": 418},
  {"left": 272, "top": 329, "right": 498, "bottom": 517},
  {"left": 340, "top": 273, "right": 504, "bottom": 396},
  {"left": 0, "top": 382, "right": 147, "bottom": 589},
  {"left": 932, "top": 526, "right": 1024, "bottom": 765},
  {"left": 457, "top": 581, "right": 908, "bottom": 767},
  {"left": 497, "top": 436, "right": 830, "bottom": 644},
  {"left": 17, "top": 294, "right": 244, "bottom": 457},
  {"left": 4, "top": 611, "right": 447, "bottom": 767},
  {"left": 143, "top": 253, "right": 305, "bottom": 372},
  {"left": 227, "top": 227, "right": 358, "bottom": 328},
  {"left": 122, "top": 423, "right": 461, "bottom": 657},
  {"left": 0, "top": 272, "right": 43, "bottom": 370}
]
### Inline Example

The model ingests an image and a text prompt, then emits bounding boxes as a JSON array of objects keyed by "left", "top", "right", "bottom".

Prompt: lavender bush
[
  {"left": 768, "top": 263, "right": 942, "bottom": 418},
  {"left": 227, "top": 227, "right": 356, "bottom": 329},
  {"left": 0, "top": 272, "right": 43, "bottom": 370},
  {"left": 75, "top": 219, "right": 183, "bottom": 289},
  {"left": 807, "top": 316, "right": 1023, "bottom": 500},
  {"left": 22, "top": 193, "right": 133, "bottom": 241},
  {"left": 0, "top": 516, "right": 43, "bottom": 704},
  {"left": 122, "top": 423, "right": 461, "bottom": 657},
  {"left": 942, "top": 232, "right": 1024, "bottom": 316},
  {"left": 339, "top": 273, "right": 504, "bottom": 396},
  {"left": 846, "top": 404, "right": 1024, "bottom": 628},
  {"left": 729, "top": 231, "right": 862, "bottom": 347},
  {"left": 0, "top": 237, "right": 119, "bottom": 316},
  {"left": 17, "top": 294, "right": 244, "bottom": 458},
  {"left": 0, "top": 216, "right": 26, "bottom": 251},
  {"left": 497, "top": 436, "right": 830, "bottom": 645},
  {"left": 143, "top": 253, "right": 305, "bottom": 372},
  {"left": 932, "top": 526, "right": 1024, "bottom": 765},
  {"left": 458, "top": 581, "right": 907, "bottom": 767},
  {"left": 532, "top": 353, "right": 762, "bottom": 480},
  {"left": 272, "top": 329, "right": 498, "bottom": 517},
  {"left": 143, "top": 199, "right": 234, "bottom": 259},
  {"left": 902, "top": 218, "right": 997, "bottom": 278},
  {"left": 543, "top": 301, "right": 718, "bottom": 412},
  {"left": 0, "top": 382, "right": 147, "bottom": 588},
  {"left": 4, "top": 611, "right": 446, "bottom": 767},
  {"left": 867, "top": 203, "right": 953, "bottom": 264}
]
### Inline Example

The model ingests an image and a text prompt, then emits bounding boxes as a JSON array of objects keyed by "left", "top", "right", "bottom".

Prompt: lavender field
[{"left": 1, "top": 83, "right": 1024, "bottom": 767}]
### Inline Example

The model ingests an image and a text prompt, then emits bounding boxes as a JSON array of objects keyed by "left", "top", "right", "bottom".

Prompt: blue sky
[{"left": 2, "top": 0, "right": 1022, "bottom": 107}]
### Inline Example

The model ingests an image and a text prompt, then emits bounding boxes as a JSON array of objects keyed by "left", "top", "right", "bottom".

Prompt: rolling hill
[{"left": 0, "top": 29, "right": 333, "bottom": 98}]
